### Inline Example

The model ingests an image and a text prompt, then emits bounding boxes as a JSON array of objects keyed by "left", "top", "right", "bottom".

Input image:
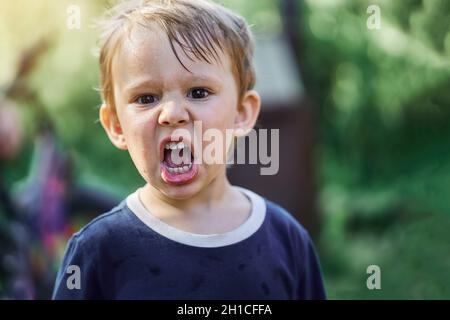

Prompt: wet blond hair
[{"left": 97, "top": 0, "right": 256, "bottom": 114}]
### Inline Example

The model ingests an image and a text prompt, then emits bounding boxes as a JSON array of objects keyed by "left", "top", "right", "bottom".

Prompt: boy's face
[{"left": 100, "top": 24, "right": 260, "bottom": 200}]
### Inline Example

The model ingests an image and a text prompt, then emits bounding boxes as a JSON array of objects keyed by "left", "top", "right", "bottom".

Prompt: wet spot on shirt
[
  {"left": 190, "top": 274, "right": 205, "bottom": 292},
  {"left": 261, "top": 282, "right": 270, "bottom": 296},
  {"left": 257, "top": 244, "right": 262, "bottom": 256},
  {"left": 148, "top": 266, "right": 161, "bottom": 276},
  {"left": 238, "top": 264, "right": 246, "bottom": 271}
]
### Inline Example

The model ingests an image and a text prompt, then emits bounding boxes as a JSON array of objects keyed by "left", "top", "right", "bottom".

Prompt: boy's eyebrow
[
  {"left": 186, "top": 74, "right": 223, "bottom": 89},
  {"left": 123, "top": 74, "right": 223, "bottom": 94},
  {"left": 123, "top": 78, "right": 159, "bottom": 94}
]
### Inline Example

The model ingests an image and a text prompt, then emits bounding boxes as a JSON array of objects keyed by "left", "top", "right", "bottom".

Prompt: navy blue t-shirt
[{"left": 52, "top": 187, "right": 326, "bottom": 299}]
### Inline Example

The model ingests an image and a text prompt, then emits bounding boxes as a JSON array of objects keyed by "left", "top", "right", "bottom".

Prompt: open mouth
[
  {"left": 160, "top": 139, "right": 199, "bottom": 185},
  {"left": 163, "top": 141, "right": 194, "bottom": 173}
]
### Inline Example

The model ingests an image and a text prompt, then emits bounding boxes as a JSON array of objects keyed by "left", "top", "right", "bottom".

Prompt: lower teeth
[{"left": 166, "top": 163, "right": 192, "bottom": 174}]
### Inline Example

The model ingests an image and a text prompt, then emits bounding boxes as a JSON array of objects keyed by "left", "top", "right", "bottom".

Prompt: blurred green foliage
[{"left": 300, "top": 0, "right": 450, "bottom": 298}]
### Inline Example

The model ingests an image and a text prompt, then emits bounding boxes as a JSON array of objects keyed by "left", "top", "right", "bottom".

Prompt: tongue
[{"left": 164, "top": 149, "right": 192, "bottom": 167}]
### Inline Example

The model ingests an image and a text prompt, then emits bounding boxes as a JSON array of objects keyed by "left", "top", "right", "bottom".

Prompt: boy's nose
[{"left": 158, "top": 98, "right": 190, "bottom": 127}]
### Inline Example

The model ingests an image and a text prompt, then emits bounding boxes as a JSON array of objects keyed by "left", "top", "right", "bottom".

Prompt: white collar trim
[{"left": 126, "top": 186, "right": 266, "bottom": 248}]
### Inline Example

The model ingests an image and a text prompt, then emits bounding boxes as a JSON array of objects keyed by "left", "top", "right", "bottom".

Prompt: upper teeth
[{"left": 165, "top": 142, "right": 185, "bottom": 150}]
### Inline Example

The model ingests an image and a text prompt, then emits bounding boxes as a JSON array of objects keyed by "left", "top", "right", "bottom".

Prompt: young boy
[{"left": 52, "top": 0, "right": 326, "bottom": 299}]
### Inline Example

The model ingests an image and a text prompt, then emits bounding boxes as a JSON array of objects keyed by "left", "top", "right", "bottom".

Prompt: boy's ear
[
  {"left": 99, "top": 104, "right": 127, "bottom": 150},
  {"left": 234, "top": 90, "right": 261, "bottom": 137}
]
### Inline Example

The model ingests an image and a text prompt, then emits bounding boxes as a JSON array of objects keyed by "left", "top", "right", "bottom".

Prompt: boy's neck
[{"left": 138, "top": 173, "right": 251, "bottom": 234}]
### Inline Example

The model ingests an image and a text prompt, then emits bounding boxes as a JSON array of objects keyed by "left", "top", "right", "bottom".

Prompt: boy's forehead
[{"left": 112, "top": 24, "right": 232, "bottom": 89}]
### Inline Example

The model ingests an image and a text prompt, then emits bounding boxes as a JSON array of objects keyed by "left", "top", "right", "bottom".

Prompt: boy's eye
[
  {"left": 136, "top": 95, "right": 157, "bottom": 105},
  {"left": 188, "top": 88, "right": 211, "bottom": 99}
]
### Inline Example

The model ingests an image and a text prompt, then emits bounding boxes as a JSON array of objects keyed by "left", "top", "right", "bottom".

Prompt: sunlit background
[{"left": 1, "top": 0, "right": 450, "bottom": 299}]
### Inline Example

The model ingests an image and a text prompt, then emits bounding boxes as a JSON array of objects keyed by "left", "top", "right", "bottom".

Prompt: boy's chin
[{"left": 158, "top": 180, "right": 204, "bottom": 200}]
